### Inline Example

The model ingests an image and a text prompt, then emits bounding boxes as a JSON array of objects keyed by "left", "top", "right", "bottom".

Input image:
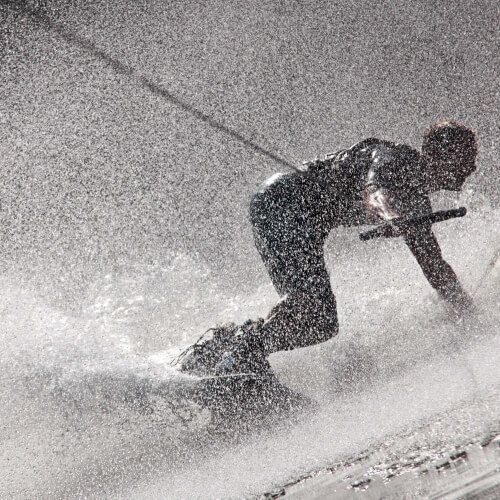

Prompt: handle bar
[{"left": 359, "top": 207, "right": 467, "bottom": 241}]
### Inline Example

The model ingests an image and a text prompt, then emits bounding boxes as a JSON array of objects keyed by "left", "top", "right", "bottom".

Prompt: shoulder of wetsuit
[
  {"left": 392, "top": 143, "right": 420, "bottom": 163},
  {"left": 327, "top": 139, "right": 392, "bottom": 169},
  {"left": 365, "top": 142, "right": 422, "bottom": 190},
  {"left": 388, "top": 144, "right": 424, "bottom": 191}
]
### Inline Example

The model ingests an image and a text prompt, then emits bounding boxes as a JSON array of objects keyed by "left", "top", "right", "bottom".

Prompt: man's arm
[
  {"left": 364, "top": 186, "right": 473, "bottom": 313},
  {"left": 402, "top": 226, "right": 473, "bottom": 312}
]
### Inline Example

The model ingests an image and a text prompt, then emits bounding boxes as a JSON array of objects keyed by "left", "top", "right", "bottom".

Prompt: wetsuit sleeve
[{"left": 402, "top": 224, "right": 473, "bottom": 310}]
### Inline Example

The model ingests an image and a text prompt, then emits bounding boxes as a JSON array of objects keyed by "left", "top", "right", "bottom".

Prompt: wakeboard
[
  {"left": 177, "top": 370, "right": 314, "bottom": 422},
  {"left": 167, "top": 321, "right": 314, "bottom": 421}
]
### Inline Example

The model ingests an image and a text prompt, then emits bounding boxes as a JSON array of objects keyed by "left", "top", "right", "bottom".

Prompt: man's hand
[{"left": 442, "top": 296, "right": 476, "bottom": 322}]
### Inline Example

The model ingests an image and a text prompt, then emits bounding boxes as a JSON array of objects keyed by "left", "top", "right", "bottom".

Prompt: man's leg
[
  {"left": 249, "top": 223, "right": 338, "bottom": 353},
  {"left": 215, "top": 291, "right": 337, "bottom": 374},
  {"left": 259, "top": 291, "right": 339, "bottom": 354}
]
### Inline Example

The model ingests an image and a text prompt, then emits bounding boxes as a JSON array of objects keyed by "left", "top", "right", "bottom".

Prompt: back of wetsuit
[{"left": 250, "top": 138, "right": 429, "bottom": 239}]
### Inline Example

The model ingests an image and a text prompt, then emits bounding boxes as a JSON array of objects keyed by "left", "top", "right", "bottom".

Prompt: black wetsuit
[{"left": 249, "top": 138, "right": 431, "bottom": 351}]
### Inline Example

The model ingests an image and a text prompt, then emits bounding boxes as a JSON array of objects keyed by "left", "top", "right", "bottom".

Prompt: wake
[{"left": 1, "top": 207, "right": 498, "bottom": 498}]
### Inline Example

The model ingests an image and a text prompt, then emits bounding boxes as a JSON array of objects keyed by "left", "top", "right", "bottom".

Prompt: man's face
[{"left": 424, "top": 150, "right": 476, "bottom": 192}]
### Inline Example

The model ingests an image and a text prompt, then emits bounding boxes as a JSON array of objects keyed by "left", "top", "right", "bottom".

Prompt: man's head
[{"left": 421, "top": 120, "right": 477, "bottom": 192}]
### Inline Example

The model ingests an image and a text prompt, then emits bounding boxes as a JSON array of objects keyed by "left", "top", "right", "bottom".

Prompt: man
[{"left": 182, "top": 121, "right": 477, "bottom": 376}]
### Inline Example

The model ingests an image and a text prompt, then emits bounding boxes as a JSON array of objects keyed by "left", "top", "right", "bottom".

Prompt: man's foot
[
  {"left": 179, "top": 319, "right": 268, "bottom": 376},
  {"left": 214, "top": 333, "right": 272, "bottom": 376},
  {"left": 180, "top": 323, "right": 239, "bottom": 376},
  {"left": 214, "top": 318, "right": 270, "bottom": 376}
]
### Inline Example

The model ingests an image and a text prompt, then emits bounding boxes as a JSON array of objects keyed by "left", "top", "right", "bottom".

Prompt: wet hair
[{"left": 421, "top": 120, "right": 477, "bottom": 161}]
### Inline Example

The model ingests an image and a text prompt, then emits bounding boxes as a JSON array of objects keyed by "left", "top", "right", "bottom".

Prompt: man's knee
[
  {"left": 303, "top": 292, "right": 339, "bottom": 344},
  {"left": 263, "top": 292, "right": 338, "bottom": 351}
]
